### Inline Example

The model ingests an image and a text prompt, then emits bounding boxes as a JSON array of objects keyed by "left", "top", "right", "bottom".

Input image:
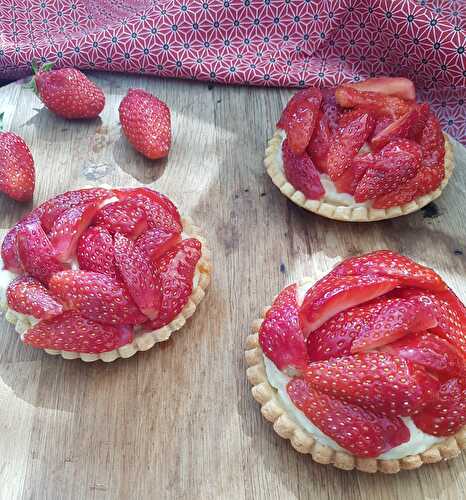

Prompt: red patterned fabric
[{"left": 0, "top": 0, "right": 464, "bottom": 142}]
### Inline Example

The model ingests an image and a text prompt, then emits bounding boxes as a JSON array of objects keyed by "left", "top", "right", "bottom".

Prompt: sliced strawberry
[
  {"left": 93, "top": 199, "right": 148, "bottom": 239},
  {"left": 76, "top": 226, "right": 119, "bottom": 279},
  {"left": 49, "top": 270, "right": 146, "bottom": 325},
  {"left": 23, "top": 310, "right": 134, "bottom": 353},
  {"left": 303, "top": 352, "right": 440, "bottom": 416},
  {"left": 326, "top": 112, "right": 375, "bottom": 181},
  {"left": 114, "top": 233, "right": 161, "bottom": 320},
  {"left": 333, "top": 150, "right": 373, "bottom": 194},
  {"left": 345, "top": 77, "right": 416, "bottom": 101},
  {"left": 299, "top": 273, "right": 399, "bottom": 335},
  {"left": 384, "top": 332, "right": 465, "bottom": 379},
  {"left": 277, "top": 88, "right": 322, "bottom": 154},
  {"left": 287, "top": 378, "right": 410, "bottom": 457},
  {"left": 320, "top": 87, "right": 339, "bottom": 131},
  {"left": 282, "top": 139, "right": 324, "bottom": 200},
  {"left": 353, "top": 139, "right": 422, "bottom": 202},
  {"left": 7, "top": 276, "right": 63, "bottom": 319},
  {"left": 49, "top": 202, "right": 100, "bottom": 262},
  {"left": 142, "top": 238, "right": 201, "bottom": 330},
  {"left": 16, "top": 220, "right": 69, "bottom": 284},
  {"left": 259, "top": 284, "right": 309, "bottom": 375},
  {"left": 306, "top": 111, "right": 331, "bottom": 173},
  {"left": 332, "top": 251, "right": 447, "bottom": 292},
  {"left": 371, "top": 116, "right": 394, "bottom": 139},
  {"left": 135, "top": 227, "right": 182, "bottom": 262},
  {"left": 413, "top": 378, "right": 466, "bottom": 437}
]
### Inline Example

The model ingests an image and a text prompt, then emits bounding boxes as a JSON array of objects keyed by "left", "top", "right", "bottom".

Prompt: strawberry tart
[
  {"left": 265, "top": 77, "right": 454, "bottom": 221},
  {"left": 0, "top": 186, "right": 211, "bottom": 361},
  {"left": 246, "top": 251, "right": 466, "bottom": 473}
]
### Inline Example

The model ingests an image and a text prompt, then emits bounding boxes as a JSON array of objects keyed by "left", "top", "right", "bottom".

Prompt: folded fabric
[{"left": 0, "top": 0, "right": 464, "bottom": 142}]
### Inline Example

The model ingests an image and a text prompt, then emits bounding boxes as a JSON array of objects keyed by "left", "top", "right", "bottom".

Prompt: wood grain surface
[{"left": 0, "top": 72, "right": 465, "bottom": 500}]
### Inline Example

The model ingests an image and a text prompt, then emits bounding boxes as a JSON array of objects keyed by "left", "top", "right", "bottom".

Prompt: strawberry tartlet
[
  {"left": 265, "top": 77, "right": 454, "bottom": 222},
  {"left": 246, "top": 251, "right": 466, "bottom": 473},
  {"left": 0, "top": 187, "right": 211, "bottom": 362}
]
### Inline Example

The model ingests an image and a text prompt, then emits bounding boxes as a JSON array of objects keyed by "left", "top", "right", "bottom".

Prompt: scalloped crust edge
[
  {"left": 245, "top": 278, "right": 466, "bottom": 474},
  {"left": 2, "top": 215, "right": 211, "bottom": 362},
  {"left": 265, "top": 130, "right": 454, "bottom": 222}
]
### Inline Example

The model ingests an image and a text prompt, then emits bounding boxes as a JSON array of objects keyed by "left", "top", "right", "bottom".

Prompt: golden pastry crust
[
  {"left": 245, "top": 279, "right": 466, "bottom": 473},
  {"left": 3, "top": 216, "right": 211, "bottom": 362},
  {"left": 265, "top": 130, "right": 454, "bottom": 222}
]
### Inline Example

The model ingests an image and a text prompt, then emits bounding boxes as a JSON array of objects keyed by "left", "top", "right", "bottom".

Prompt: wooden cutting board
[{"left": 0, "top": 72, "right": 465, "bottom": 500}]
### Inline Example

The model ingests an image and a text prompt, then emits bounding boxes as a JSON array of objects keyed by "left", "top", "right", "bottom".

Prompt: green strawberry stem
[{"left": 24, "top": 60, "right": 55, "bottom": 95}]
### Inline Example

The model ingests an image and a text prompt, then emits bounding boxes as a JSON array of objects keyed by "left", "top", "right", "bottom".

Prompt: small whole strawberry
[
  {"left": 119, "top": 88, "right": 171, "bottom": 160},
  {"left": 0, "top": 113, "right": 35, "bottom": 202},
  {"left": 28, "top": 61, "right": 105, "bottom": 119}
]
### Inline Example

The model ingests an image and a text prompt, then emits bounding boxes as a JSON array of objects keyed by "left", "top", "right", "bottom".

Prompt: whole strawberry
[
  {"left": 119, "top": 88, "right": 171, "bottom": 159},
  {"left": 0, "top": 113, "right": 35, "bottom": 201},
  {"left": 29, "top": 62, "right": 105, "bottom": 119}
]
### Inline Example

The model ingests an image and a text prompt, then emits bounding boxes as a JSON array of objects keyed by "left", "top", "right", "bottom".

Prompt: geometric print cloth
[{"left": 0, "top": 0, "right": 465, "bottom": 142}]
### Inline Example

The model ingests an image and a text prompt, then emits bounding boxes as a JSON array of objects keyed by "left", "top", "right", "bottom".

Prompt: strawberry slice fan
[
  {"left": 266, "top": 77, "right": 455, "bottom": 222},
  {"left": 246, "top": 251, "right": 466, "bottom": 473},
  {"left": 0, "top": 186, "right": 211, "bottom": 362}
]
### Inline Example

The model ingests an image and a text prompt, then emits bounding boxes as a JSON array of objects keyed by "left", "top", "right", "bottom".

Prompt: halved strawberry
[
  {"left": 321, "top": 87, "right": 339, "bottom": 130},
  {"left": 353, "top": 139, "right": 422, "bottom": 202},
  {"left": 326, "top": 111, "right": 375, "bottom": 181},
  {"left": 332, "top": 251, "right": 447, "bottom": 292},
  {"left": 413, "top": 378, "right": 466, "bottom": 436},
  {"left": 282, "top": 140, "right": 324, "bottom": 200},
  {"left": 114, "top": 233, "right": 161, "bottom": 320},
  {"left": 23, "top": 310, "right": 134, "bottom": 353},
  {"left": 384, "top": 332, "right": 465, "bottom": 379},
  {"left": 259, "top": 284, "right": 309, "bottom": 375},
  {"left": 93, "top": 199, "right": 148, "bottom": 239},
  {"left": 135, "top": 227, "right": 182, "bottom": 262},
  {"left": 345, "top": 77, "right": 416, "bottom": 101},
  {"left": 16, "top": 220, "right": 69, "bottom": 284},
  {"left": 287, "top": 378, "right": 410, "bottom": 457},
  {"left": 277, "top": 88, "right": 322, "bottom": 154},
  {"left": 49, "top": 270, "right": 146, "bottom": 325},
  {"left": 76, "top": 226, "right": 119, "bottom": 279},
  {"left": 303, "top": 352, "right": 440, "bottom": 416},
  {"left": 142, "top": 238, "right": 201, "bottom": 330},
  {"left": 333, "top": 150, "right": 374, "bottom": 194},
  {"left": 306, "top": 112, "right": 331, "bottom": 173},
  {"left": 299, "top": 274, "right": 399, "bottom": 335},
  {"left": 7, "top": 276, "right": 63, "bottom": 319},
  {"left": 49, "top": 202, "right": 100, "bottom": 262}
]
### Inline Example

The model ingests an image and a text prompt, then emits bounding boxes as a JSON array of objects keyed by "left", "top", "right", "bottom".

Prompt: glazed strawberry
[
  {"left": 143, "top": 238, "right": 201, "bottom": 330},
  {"left": 332, "top": 250, "right": 447, "bottom": 292},
  {"left": 345, "top": 77, "right": 416, "bottom": 101},
  {"left": 353, "top": 139, "right": 422, "bottom": 203},
  {"left": 259, "top": 284, "right": 309, "bottom": 374},
  {"left": 7, "top": 276, "right": 63, "bottom": 320},
  {"left": 119, "top": 89, "right": 171, "bottom": 160},
  {"left": 49, "top": 270, "right": 146, "bottom": 325},
  {"left": 282, "top": 140, "right": 324, "bottom": 200},
  {"left": 277, "top": 88, "right": 322, "bottom": 154},
  {"left": 49, "top": 202, "right": 100, "bottom": 262},
  {"left": 114, "top": 233, "right": 161, "bottom": 320},
  {"left": 333, "top": 150, "right": 373, "bottom": 194},
  {"left": 76, "top": 226, "right": 119, "bottom": 279},
  {"left": 413, "top": 378, "right": 466, "bottom": 437},
  {"left": 306, "top": 112, "right": 331, "bottom": 173},
  {"left": 287, "top": 378, "right": 410, "bottom": 457},
  {"left": 0, "top": 127, "right": 35, "bottom": 202},
  {"left": 16, "top": 220, "right": 69, "bottom": 284},
  {"left": 326, "top": 111, "right": 375, "bottom": 181},
  {"left": 303, "top": 352, "right": 440, "bottom": 416},
  {"left": 299, "top": 273, "right": 399, "bottom": 335},
  {"left": 93, "top": 199, "right": 148, "bottom": 239},
  {"left": 30, "top": 63, "right": 105, "bottom": 119},
  {"left": 384, "top": 332, "right": 465, "bottom": 379},
  {"left": 23, "top": 311, "right": 133, "bottom": 353},
  {"left": 320, "top": 87, "right": 338, "bottom": 130},
  {"left": 1, "top": 212, "right": 39, "bottom": 272},
  {"left": 136, "top": 227, "right": 182, "bottom": 262},
  {"left": 370, "top": 107, "right": 420, "bottom": 151}
]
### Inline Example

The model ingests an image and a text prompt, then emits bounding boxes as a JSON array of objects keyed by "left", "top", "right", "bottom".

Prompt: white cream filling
[
  {"left": 274, "top": 129, "right": 371, "bottom": 208},
  {"left": 262, "top": 280, "right": 443, "bottom": 460}
]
